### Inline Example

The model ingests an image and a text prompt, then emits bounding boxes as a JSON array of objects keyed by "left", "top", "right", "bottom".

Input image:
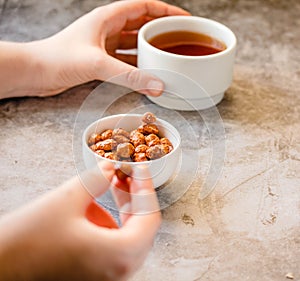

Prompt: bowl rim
[{"left": 82, "top": 113, "right": 181, "bottom": 165}]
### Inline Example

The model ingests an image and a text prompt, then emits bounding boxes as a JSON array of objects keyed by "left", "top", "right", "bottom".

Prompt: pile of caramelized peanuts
[{"left": 88, "top": 112, "right": 173, "bottom": 162}]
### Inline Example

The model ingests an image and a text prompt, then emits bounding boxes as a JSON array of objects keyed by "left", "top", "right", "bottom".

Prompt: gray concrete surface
[{"left": 0, "top": 0, "right": 299, "bottom": 280}]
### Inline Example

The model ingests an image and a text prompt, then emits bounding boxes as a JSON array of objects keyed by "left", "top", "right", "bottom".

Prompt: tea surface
[{"left": 148, "top": 31, "right": 226, "bottom": 56}]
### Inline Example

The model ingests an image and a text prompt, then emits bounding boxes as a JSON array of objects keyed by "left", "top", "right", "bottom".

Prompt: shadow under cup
[{"left": 138, "top": 16, "right": 237, "bottom": 111}]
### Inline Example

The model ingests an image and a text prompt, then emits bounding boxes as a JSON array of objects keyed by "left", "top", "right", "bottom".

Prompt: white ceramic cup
[{"left": 138, "top": 16, "right": 237, "bottom": 111}]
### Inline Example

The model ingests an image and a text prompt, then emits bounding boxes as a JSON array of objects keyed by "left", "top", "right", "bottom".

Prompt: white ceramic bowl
[{"left": 82, "top": 114, "right": 181, "bottom": 188}]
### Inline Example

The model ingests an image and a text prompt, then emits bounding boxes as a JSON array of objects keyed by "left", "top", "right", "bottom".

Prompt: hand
[
  {"left": 4, "top": 0, "right": 189, "bottom": 98},
  {"left": 0, "top": 162, "right": 161, "bottom": 281}
]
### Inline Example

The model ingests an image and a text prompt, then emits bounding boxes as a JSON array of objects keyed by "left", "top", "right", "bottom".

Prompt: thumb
[
  {"left": 130, "top": 165, "right": 161, "bottom": 215},
  {"left": 98, "top": 54, "right": 164, "bottom": 96},
  {"left": 62, "top": 161, "right": 115, "bottom": 214}
]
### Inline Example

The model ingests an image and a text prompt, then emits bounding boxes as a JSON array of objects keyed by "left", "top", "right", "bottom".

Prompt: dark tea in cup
[{"left": 148, "top": 31, "right": 226, "bottom": 56}]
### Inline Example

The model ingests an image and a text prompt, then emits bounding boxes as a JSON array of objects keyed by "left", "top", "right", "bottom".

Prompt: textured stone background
[{"left": 0, "top": 1, "right": 299, "bottom": 280}]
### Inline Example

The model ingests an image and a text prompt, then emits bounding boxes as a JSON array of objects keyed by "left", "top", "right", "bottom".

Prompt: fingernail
[{"left": 146, "top": 80, "right": 164, "bottom": 96}]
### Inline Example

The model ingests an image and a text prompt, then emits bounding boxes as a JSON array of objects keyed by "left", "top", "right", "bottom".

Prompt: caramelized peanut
[
  {"left": 88, "top": 133, "right": 102, "bottom": 146},
  {"left": 90, "top": 144, "right": 97, "bottom": 152},
  {"left": 101, "top": 129, "right": 113, "bottom": 140},
  {"left": 135, "top": 144, "right": 149, "bottom": 153},
  {"left": 112, "top": 128, "right": 130, "bottom": 139},
  {"left": 116, "top": 143, "right": 135, "bottom": 158},
  {"left": 95, "top": 139, "right": 117, "bottom": 151},
  {"left": 145, "top": 134, "right": 160, "bottom": 147},
  {"left": 113, "top": 135, "right": 129, "bottom": 144},
  {"left": 160, "top": 137, "right": 172, "bottom": 147},
  {"left": 115, "top": 164, "right": 133, "bottom": 181},
  {"left": 95, "top": 149, "right": 105, "bottom": 157},
  {"left": 130, "top": 131, "right": 145, "bottom": 147},
  {"left": 141, "top": 124, "right": 159, "bottom": 135},
  {"left": 142, "top": 112, "right": 157, "bottom": 124},
  {"left": 160, "top": 137, "right": 173, "bottom": 152},
  {"left": 146, "top": 145, "right": 167, "bottom": 160},
  {"left": 133, "top": 152, "right": 148, "bottom": 162},
  {"left": 160, "top": 144, "right": 171, "bottom": 154},
  {"left": 104, "top": 152, "right": 117, "bottom": 160}
]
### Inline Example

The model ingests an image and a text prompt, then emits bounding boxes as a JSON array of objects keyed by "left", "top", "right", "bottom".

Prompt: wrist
[{"left": 0, "top": 40, "right": 49, "bottom": 99}]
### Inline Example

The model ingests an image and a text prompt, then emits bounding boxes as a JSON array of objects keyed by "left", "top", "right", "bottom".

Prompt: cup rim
[
  {"left": 138, "top": 15, "right": 237, "bottom": 59},
  {"left": 82, "top": 114, "right": 181, "bottom": 166}
]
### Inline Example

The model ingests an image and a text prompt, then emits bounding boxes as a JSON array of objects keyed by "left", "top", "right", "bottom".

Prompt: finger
[
  {"left": 118, "top": 31, "right": 138, "bottom": 50},
  {"left": 111, "top": 0, "right": 190, "bottom": 24},
  {"left": 98, "top": 55, "right": 164, "bottom": 96},
  {"left": 119, "top": 166, "right": 162, "bottom": 246},
  {"left": 101, "top": 0, "right": 190, "bottom": 35},
  {"left": 111, "top": 176, "right": 131, "bottom": 208},
  {"left": 140, "top": 0, "right": 191, "bottom": 18},
  {"left": 130, "top": 165, "right": 161, "bottom": 215},
  {"left": 123, "top": 15, "right": 153, "bottom": 31},
  {"left": 110, "top": 176, "right": 132, "bottom": 223},
  {"left": 62, "top": 161, "right": 115, "bottom": 214}
]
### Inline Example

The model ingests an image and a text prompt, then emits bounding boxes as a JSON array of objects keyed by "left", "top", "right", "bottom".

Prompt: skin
[
  {"left": 0, "top": 0, "right": 189, "bottom": 99},
  {"left": 0, "top": 1, "right": 190, "bottom": 280},
  {"left": 0, "top": 163, "right": 161, "bottom": 281}
]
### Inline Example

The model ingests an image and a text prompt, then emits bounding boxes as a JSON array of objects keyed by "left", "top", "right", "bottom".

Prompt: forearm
[{"left": 0, "top": 41, "right": 41, "bottom": 99}]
